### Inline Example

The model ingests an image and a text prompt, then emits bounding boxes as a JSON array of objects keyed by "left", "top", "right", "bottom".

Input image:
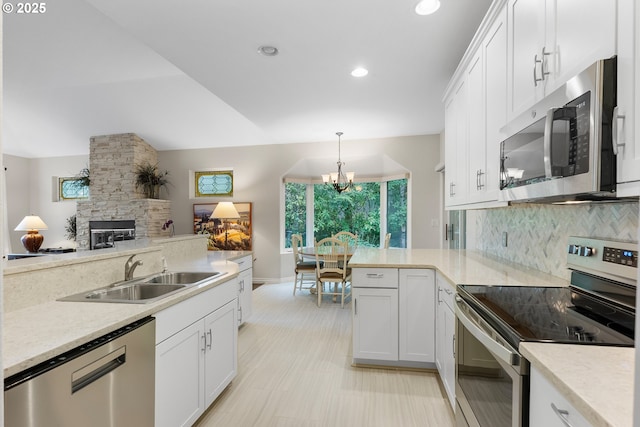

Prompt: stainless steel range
[{"left": 454, "top": 237, "right": 636, "bottom": 427}]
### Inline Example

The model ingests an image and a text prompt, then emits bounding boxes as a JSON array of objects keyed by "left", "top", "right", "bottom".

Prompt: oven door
[{"left": 455, "top": 296, "right": 529, "bottom": 427}]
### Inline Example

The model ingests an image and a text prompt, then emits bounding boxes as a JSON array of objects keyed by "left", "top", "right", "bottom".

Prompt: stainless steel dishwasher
[{"left": 5, "top": 316, "right": 156, "bottom": 427}]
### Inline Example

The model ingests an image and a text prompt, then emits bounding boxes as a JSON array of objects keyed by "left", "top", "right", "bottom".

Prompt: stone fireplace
[{"left": 76, "top": 133, "right": 172, "bottom": 250}]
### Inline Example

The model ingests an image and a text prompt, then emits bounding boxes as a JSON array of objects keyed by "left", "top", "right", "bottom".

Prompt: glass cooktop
[{"left": 457, "top": 282, "right": 635, "bottom": 348}]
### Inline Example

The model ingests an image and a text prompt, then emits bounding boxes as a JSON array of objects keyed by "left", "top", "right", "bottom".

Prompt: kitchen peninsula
[{"left": 348, "top": 247, "right": 634, "bottom": 427}]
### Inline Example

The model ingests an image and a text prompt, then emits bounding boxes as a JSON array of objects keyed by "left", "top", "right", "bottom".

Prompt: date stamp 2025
[{"left": 3, "top": 2, "right": 47, "bottom": 14}]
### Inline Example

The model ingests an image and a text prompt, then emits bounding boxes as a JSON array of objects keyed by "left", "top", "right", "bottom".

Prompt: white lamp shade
[
  {"left": 15, "top": 215, "right": 48, "bottom": 231},
  {"left": 321, "top": 174, "right": 330, "bottom": 183},
  {"left": 346, "top": 172, "right": 355, "bottom": 182},
  {"left": 212, "top": 202, "right": 240, "bottom": 219}
]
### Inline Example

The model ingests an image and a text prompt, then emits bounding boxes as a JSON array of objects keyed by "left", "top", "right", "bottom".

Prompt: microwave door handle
[{"left": 543, "top": 108, "right": 558, "bottom": 178}]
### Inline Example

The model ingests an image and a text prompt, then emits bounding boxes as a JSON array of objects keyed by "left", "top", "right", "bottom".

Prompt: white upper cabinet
[
  {"left": 444, "top": 2, "right": 507, "bottom": 209},
  {"left": 615, "top": 0, "right": 640, "bottom": 195},
  {"left": 507, "top": 0, "right": 616, "bottom": 121},
  {"left": 444, "top": 79, "right": 468, "bottom": 208}
]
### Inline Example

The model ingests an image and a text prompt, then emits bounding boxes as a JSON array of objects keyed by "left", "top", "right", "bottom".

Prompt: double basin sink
[{"left": 59, "top": 271, "right": 226, "bottom": 304}]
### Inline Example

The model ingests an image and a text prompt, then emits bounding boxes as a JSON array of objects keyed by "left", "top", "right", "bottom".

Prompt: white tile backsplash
[{"left": 469, "top": 202, "right": 639, "bottom": 280}]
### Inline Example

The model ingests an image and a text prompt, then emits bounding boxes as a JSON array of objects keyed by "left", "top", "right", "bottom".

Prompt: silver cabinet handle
[
  {"left": 366, "top": 273, "right": 384, "bottom": 278},
  {"left": 613, "top": 106, "right": 626, "bottom": 155},
  {"left": 437, "top": 287, "right": 442, "bottom": 303},
  {"left": 202, "top": 334, "right": 206, "bottom": 353},
  {"left": 541, "top": 46, "right": 551, "bottom": 79},
  {"left": 444, "top": 288, "right": 453, "bottom": 295},
  {"left": 550, "top": 403, "right": 574, "bottom": 427},
  {"left": 452, "top": 335, "right": 456, "bottom": 358},
  {"left": 238, "top": 306, "right": 243, "bottom": 324},
  {"left": 477, "top": 169, "right": 485, "bottom": 190},
  {"left": 207, "top": 329, "right": 212, "bottom": 350},
  {"left": 354, "top": 298, "right": 357, "bottom": 315},
  {"left": 534, "top": 53, "right": 543, "bottom": 86}
]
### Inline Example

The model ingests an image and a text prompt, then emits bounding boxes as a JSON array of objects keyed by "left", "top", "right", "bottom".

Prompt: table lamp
[
  {"left": 15, "top": 215, "right": 48, "bottom": 253},
  {"left": 212, "top": 202, "right": 240, "bottom": 250}
]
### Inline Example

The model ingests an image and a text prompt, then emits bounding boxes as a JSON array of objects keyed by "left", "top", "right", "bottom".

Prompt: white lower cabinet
[
  {"left": 399, "top": 269, "right": 435, "bottom": 363},
  {"left": 154, "top": 279, "right": 238, "bottom": 427},
  {"left": 235, "top": 255, "right": 253, "bottom": 326},
  {"left": 435, "top": 273, "right": 456, "bottom": 409},
  {"left": 530, "top": 366, "right": 593, "bottom": 427},
  {"left": 352, "top": 287, "right": 399, "bottom": 361},
  {"left": 352, "top": 268, "right": 435, "bottom": 367}
]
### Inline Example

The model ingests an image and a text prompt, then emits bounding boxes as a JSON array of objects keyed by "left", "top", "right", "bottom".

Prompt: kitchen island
[{"left": 348, "top": 247, "right": 633, "bottom": 427}]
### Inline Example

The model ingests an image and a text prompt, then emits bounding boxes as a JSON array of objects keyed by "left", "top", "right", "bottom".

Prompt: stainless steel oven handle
[
  {"left": 543, "top": 108, "right": 558, "bottom": 178},
  {"left": 455, "top": 296, "right": 520, "bottom": 366}
]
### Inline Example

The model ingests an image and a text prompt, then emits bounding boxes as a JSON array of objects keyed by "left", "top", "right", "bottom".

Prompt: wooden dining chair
[
  {"left": 291, "top": 234, "right": 317, "bottom": 295},
  {"left": 384, "top": 233, "right": 391, "bottom": 248},
  {"left": 334, "top": 231, "right": 358, "bottom": 250},
  {"left": 315, "top": 237, "right": 352, "bottom": 308}
]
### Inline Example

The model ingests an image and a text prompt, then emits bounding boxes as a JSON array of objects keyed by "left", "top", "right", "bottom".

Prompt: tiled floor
[{"left": 194, "top": 282, "right": 455, "bottom": 427}]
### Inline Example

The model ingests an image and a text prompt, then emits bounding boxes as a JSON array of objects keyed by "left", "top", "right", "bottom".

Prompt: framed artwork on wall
[{"left": 193, "top": 202, "right": 252, "bottom": 251}]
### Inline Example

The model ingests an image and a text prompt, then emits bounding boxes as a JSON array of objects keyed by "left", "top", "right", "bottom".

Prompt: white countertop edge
[
  {"left": 3, "top": 262, "right": 241, "bottom": 377},
  {"left": 520, "top": 342, "right": 634, "bottom": 427}
]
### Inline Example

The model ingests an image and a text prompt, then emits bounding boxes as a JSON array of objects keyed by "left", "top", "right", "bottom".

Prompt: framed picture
[{"left": 193, "top": 202, "right": 252, "bottom": 251}]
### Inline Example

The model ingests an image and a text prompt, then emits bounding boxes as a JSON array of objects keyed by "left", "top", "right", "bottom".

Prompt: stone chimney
[{"left": 76, "top": 133, "right": 172, "bottom": 249}]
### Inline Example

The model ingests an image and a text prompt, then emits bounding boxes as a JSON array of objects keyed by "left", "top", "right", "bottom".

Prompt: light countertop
[
  {"left": 521, "top": 342, "right": 634, "bottom": 427},
  {"left": 350, "top": 247, "right": 632, "bottom": 427},
  {"left": 3, "top": 250, "right": 251, "bottom": 377},
  {"left": 349, "top": 247, "right": 570, "bottom": 287}
]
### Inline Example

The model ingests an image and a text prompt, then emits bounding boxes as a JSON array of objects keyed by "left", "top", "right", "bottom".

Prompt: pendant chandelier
[{"left": 322, "top": 132, "right": 355, "bottom": 193}]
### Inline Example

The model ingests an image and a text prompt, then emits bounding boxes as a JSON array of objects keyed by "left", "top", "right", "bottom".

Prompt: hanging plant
[{"left": 134, "top": 162, "right": 170, "bottom": 199}]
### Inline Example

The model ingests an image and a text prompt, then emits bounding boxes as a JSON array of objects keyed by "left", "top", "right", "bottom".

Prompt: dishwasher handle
[{"left": 71, "top": 346, "right": 126, "bottom": 394}]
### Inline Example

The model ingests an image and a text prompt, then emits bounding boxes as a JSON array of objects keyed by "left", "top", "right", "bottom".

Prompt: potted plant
[
  {"left": 134, "top": 162, "right": 170, "bottom": 199},
  {"left": 65, "top": 214, "right": 77, "bottom": 241}
]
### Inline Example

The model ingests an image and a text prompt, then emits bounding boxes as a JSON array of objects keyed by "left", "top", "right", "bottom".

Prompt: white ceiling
[{"left": 3, "top": 0, "right": 492, "bottom": 158}]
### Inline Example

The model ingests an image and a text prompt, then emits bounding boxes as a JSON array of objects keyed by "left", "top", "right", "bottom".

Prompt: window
[
  {"left": 194, "top": 170, "right": 233, "bottom": 197},
  {"left": 59, "top": 177, "right": 89, "bottom": 200},
  {"left": 283, "top": 177, "right": 408, "bottom": 249}
]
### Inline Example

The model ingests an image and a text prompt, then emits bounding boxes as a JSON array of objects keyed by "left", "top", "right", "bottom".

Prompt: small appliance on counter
[{"left": 455, "top": 236, "right": 636, "bottom": 427}]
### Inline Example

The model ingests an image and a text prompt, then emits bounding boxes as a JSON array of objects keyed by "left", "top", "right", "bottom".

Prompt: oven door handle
[{"left": 455, "top": 297, "right": 520, "bottom": 366}]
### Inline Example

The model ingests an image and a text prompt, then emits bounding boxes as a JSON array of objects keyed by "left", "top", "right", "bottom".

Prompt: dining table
[{"left": 298, "top": 245, "right": 355, "bottom": 301}]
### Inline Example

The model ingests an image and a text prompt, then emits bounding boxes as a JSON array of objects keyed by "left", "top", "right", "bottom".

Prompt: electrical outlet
[{"left": 502, "top": 231, "right": 508, "bottom": 247}]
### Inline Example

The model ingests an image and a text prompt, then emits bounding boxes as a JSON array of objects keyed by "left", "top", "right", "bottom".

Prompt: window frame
[
  {"left": 189, "top": 169, "right": 234, "bottom": 198},
  {"left": 282, "top": 174, "right": 410, "bottom": 252},
  {"left": 57, "top": 177, "right": 89, "bottom": 201}
]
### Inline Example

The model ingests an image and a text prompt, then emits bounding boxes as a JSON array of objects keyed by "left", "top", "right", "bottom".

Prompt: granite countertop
[
  {"left": 521, "top": 342, "right": 634, "bottom": 427},
  {"left": 350, "top": 247, "right": 632, "bottom": 427},
  {"left": 3, "top": 250, "right": 250, "bottom": 378},
  {"left": 348, "top": 247, "right": 570, "bottom": 287}
]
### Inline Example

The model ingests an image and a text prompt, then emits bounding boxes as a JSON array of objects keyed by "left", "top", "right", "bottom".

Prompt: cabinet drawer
[
  {"left": 352, "top": 268, "right": 399, "bottom": 288},
  {"left": 436, "top": 273, "right": 455, "bottom": 310},
  {"left": 234, "top": 255, "right": 252, "bottom": 272}
]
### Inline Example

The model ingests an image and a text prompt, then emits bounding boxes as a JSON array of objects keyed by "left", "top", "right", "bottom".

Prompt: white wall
[
  {"left": 158, "top": 134, "right": 442, "bottom": 281},
  {"left": 5, "top": 154, "right": 88, "bottom": 252},
  {"left": 6, "top": 134, "right": 441, "bottom": 280}
]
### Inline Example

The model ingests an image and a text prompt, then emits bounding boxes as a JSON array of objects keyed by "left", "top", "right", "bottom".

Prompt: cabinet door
[
  {"left": 442, "top": 303, "right": 456, "bottom": 409},
  {"left": 508, "top": 0, "right": 546, "bottom": 120},
  {"left": 483, "top": 6, "right": 507, "bottom": 202},
  {"left": 616, "top": 0, "right": 640, "bottom": 194},
  {"left": 466, "top": 50, "right": 487, "bottom": 204},
  {"left": 398, "top": 269, "right": 435, "bottom": 363},
  {"left": 203, "top": 300, "right": 238, "bottom": 407},
  {"left": 548, "top": 0, "right": 616, "bottom": 92},
  {"left": 352, "top": 287, "right": 399, "bottom": 361},
  {"left": 237, "top": 268, "right": 253, "bottom": 325},
  {"left": 444, "top": 79, "right": 468, "bottom": 207},
  {"left": 155, "top": 321, "right": 205, "bottom": 427},
  {"left": 530, "top": 366, "right": 594, "bottom": 427}
]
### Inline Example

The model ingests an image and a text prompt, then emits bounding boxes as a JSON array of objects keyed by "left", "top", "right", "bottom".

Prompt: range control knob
[
  {"left": 567, "top": 244, "right": 581, "bottom": 254},
  {"left": 580, "top": 246, "right": 595, "bottom": 257}
]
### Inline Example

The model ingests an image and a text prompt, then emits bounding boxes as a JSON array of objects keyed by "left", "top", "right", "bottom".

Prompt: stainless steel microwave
[{"left": 499, "top": 58, "right": 617, "bottom": 203}]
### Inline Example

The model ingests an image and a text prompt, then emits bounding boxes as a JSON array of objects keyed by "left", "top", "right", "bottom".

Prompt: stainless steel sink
[
  {"left": 85, "top": 283, "right": 186, "bottom": 301},
  {"left": 142, "top": 271, "right": 223, "bottom": 285},
  {"left": 58, "top": 271, "right": 226, "bottom": 304}
]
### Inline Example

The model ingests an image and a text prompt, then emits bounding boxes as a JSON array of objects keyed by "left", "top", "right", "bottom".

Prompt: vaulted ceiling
[{"left": 3, "top": 0, "right": 492, "bottom": 158}]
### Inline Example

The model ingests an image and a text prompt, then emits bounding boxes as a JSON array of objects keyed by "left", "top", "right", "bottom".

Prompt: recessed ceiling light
[
  {"left": 257, "top": 46, "right": 279, "bottom": 56},
  {"left": 351, "top": 67, "right": 369, "bottom": 77},
  {"left": 415, "top": 0, "right": 441, "bottom": 15}
]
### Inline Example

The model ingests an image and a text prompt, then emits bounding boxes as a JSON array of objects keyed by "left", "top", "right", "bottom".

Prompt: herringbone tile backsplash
[{"left": 471, "top": 202, "right": 639, "bottom": 280}]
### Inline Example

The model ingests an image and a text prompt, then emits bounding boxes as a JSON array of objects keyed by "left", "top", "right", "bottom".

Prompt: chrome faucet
[{"left": 124, "top": 254, "right": 143, "bottom": 281}]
